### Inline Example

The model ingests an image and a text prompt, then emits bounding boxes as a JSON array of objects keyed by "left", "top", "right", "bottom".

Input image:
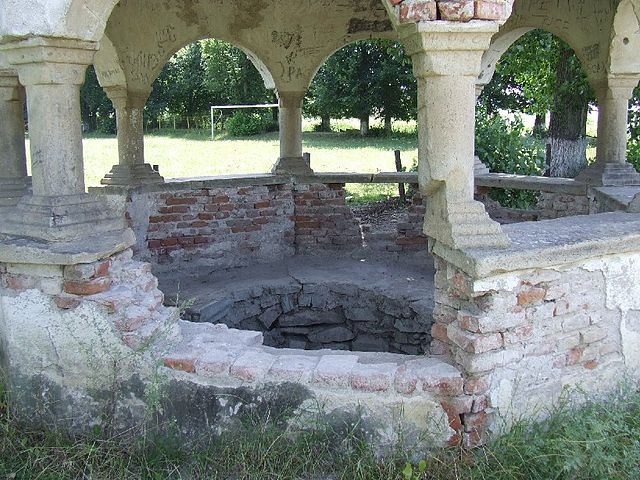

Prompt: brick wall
[
  {"left": 127, "top": 184, "right": 295, "bottom": 270},
  {"left": 292, "top": 183, "right": 361, "bottom": 252},
  {"left": 430, "top": 252, "right": 639, "bottom": 445},
  {"left": 395, "top": 191, "right": 428, "bottom": 250}
]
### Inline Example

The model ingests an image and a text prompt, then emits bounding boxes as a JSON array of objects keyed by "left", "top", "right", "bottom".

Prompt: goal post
[{"left": 210, "top": 103, "right": 279, "bottom": 140}]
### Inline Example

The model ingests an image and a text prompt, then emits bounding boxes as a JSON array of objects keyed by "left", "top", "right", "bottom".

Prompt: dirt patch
[{"left": 350, "top": 198, "right": 408, "bottom": 234}]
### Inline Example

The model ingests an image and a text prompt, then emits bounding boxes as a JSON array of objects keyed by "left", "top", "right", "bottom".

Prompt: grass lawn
[{"left": 74, "top": 129, "right": 418, "bottom": 189}]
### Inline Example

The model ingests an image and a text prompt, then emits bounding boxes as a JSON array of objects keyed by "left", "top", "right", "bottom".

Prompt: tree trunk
[
  {"left": 548, "top": 45, "right": 589, "bottom": 178},
  {"left": 533, "top": 113, "right": 546, "bottom": 136},
  {"left": 320, "top": 115, "right": 331, "bottom": 132},
  {"left": 359, "top": 116, "right": 369, "bottom": 137},
  {"left": 384, "top": 114, "right": 392, "bottom": 135}
]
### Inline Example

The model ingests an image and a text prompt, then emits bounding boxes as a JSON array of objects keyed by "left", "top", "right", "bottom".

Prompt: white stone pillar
[
  {"left": 100, "top": 87, "right": 163, "bottom": 185},
  {"left": 0, "top": 70, "right": 29, "bottom": 206},
  {"left": 272, "top": 91, "right": 313, "bottom": 175},
  {"left": 402, "top": 22, "right": 509, "bottom": 250},
  {"left": 577, "top": 76, "right": 640, "bottom": 186},
  {"left": 0, "top": 38, "right": 126, "bottom": 242}
]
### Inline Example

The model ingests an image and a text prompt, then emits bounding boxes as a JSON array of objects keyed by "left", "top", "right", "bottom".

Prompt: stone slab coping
[
  {"left": 90, "top": 174, "right": 291, "bottom": 194},
  {"left": 163, "top": 320, "right": 463, "bottom": 396},
  {"left": 433, "top": 212, "right": 640, "bottom": 278},
  {"left": 0, "top": 228, "right": 135, "bottom": 265},
  {"left": 593, "top": 186, "right": 640, "bottom": 209},
  {"left": 89, "top": 171, "right": 584, "bottom": 193},
  {"left": 475, "top": 173, "right": 587, "bottom": 195}
]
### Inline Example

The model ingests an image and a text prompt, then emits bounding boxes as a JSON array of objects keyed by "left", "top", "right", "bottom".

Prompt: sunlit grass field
[{"left": 77, "top": 126, "right": 419, "bottom": 188}]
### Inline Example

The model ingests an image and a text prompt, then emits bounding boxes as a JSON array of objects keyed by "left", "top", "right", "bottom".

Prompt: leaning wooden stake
[{"left": 395, "top": 149, "right": 406, "bottom": 203}]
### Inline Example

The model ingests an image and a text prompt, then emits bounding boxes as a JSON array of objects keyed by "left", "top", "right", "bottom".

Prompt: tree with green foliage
[
  {"left": 479, "top": 30, "right": 594, "bottom": 178},
  {"left": 306, "top": 40, "right": 416, "bottom": 135},
  {"left": 80, "top": 66, "right": 115, "bottom": 133},
  {"left": 201, "top": 40, "right": 275, "bottom": 108}
]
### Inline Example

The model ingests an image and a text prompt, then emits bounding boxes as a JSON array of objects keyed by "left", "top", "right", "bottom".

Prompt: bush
[
  {"left": 627, "top": 138, "right": 640, "bottom": 173},
  {"left": 225, "top": 111, "right": 273, "bottom": 136},
  {"left": 475, "top": 108, "right": 546, "bottom": 209}
]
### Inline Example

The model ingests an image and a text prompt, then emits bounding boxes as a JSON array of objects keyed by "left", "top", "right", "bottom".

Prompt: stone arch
[
  {"left": 479, "top": 25, "right": 595, "bottom": 90},
  {"left": 609, "top": 0, "right": 640, "bottom": 76},
  {"left": 0, "top": 0, "right": 119, "bottom": 42},
  {"left": 307, "top": 34, "right": 397, "bottom": 94},
  {"left": 147, "top": 34, "right": 277, "bottom": 94},
  {"left": 94, "top": 34, "right": 127, "bottom": 89},
  {"left": 63, "top": 0, "right": 120, "bottom": 41}
]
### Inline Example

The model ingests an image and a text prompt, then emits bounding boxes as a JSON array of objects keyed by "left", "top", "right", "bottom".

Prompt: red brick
[
  {"left": 464, "top": 376, "right": 489, "bottom": 395},
  {"left": 5, "top": 274, "right": 38, "bottom": 291},
  {"left": 53, "top": 294, "right": 82, "bottom": 309},
  {"left": 566, "top": 347, "right": 584, "bottom": 366},
  {"left": 431, "top": 323, "right": 449, "bottom": 343},
  {"left": 163, "top": 356, "right": 196, "bottom": 373},
  {"left": 89, "top": 261, "right": 109, "bottom": 280},
  {"left": 474, "top": 0, "right": 506, "bottom": 19},
  {"left": 254, "top": 201, "right": 270, "bottom": 209},
  {"left": 438, "top": 0, "right": 474, "bottom": 21},
  {"left": 517, "top": 286, "right": 547, "bottom": 306},
  {"left": 64, "top": 277, "right": 112, "bottom": 296},
  {"left": 253, "top": 217, "right": 269, "bottom": 225},
  {"left": 211, "top": 195, "right": 230, "bottom": 204},
  {"left": 191, "top": 221, "right": 208, "bottom": 228},
  {"left": 464, "top": 411, "right": 488, "bottom": 432},
  {"left": 399, "top": 0, "right": 437, "bottom": 22},
  {"left": 148, "top": 240, "right": 162, "bottom": 249},
  {"left": 396, "top": 236, "right": 428, "bottom": 246},
  {"left": 440, "top": 400, "right": 463, "bottom": 431},
  {"left": 219, "top": 204, "right": 235, "bottom": 212},
  {"left": 583, "top": 359, "right": 598, "bottom": 370},
  {"left": 171, "top": 206, "right": 190, "bottom": 213},
  {"left": 161, "top": 238, "right": 179, "bottom": 247},
  {"left": 237, "top": 188, "right": 251, "bottom": 195},
  {"left": 166, "top": 197, "right": 197, "bottom": 206}
]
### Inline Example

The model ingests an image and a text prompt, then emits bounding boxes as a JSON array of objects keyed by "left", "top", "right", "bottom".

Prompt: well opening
[{"left": 161, "top": 256, "right": 435, "bottom": 355}]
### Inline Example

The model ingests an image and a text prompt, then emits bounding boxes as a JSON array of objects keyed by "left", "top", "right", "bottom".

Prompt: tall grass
[{"left": 2, "top": 369, "right": 640, "bottom": 480}]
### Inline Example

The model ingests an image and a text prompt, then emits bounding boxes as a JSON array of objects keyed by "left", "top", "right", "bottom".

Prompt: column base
[
  {"left": 0, "top": 194, "right": 127, "bottom": 242},
  {"left": 100, "top": 164, "right": 164, "bottom": 186},
  {"left": 575, "top": 162, "right": 640, "bottom": 186},
  {"left": 272, "top": 156, "right": 314, "bottom": 176},
  {"left": 425, "top": 200, "right": 511, "bottom": 250},
  {"left": 0, "top": 177, "right": 31, "bottom": 206},
  {"left": 474, "top": 156, "right": 490, "bottom": 177}
]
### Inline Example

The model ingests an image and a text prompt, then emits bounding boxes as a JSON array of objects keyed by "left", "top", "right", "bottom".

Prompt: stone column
[
  {"left": 402, "top": 22, "right": 509, "bottom": 250},
  {"left": 0, "top": 38, "right": 126, "bottom": 243},
  {"left": 0, "top": 70, "right": 29, "bottom": 206},
  {"left": 577, "top": 76, "right": 640, "bottom": 186},
  {"left": 100, "top": 86, "right": 164, "bottom": 185},
  {"left": 272, "top": 91, "right": 313, "bottom": 175}
]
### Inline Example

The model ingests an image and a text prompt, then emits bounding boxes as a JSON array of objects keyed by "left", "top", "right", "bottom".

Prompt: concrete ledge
[
  {"left": 593, "top": 186, "right": 640, "bottom": 210},
  {"left": 90, "top": 174, "right": 291, "bottom": 195},
  {"left": 433, "top": 212, "right": 640, "bottom": 278},
  {"left": 475, "top": 174, "right": 587, "bottom": 195},
  {"left": 0, "top": 229, "right": 136, "bottom": 265},
  {"left": 89, "top": 172, "right": 588, "bottom": 195}
]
